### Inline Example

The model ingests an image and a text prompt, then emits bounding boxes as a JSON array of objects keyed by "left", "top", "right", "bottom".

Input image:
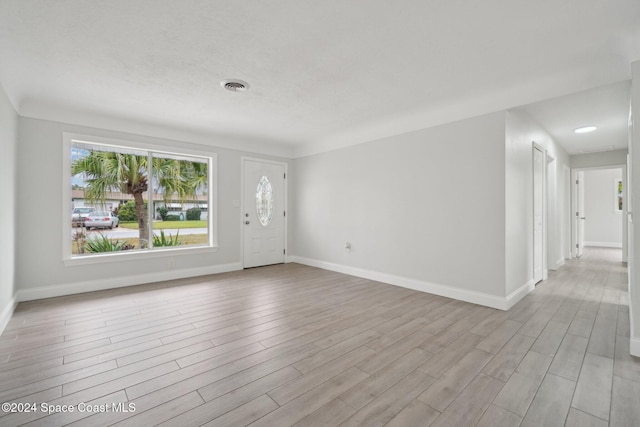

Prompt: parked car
[
  {"left": 84, "top": 211, "right": 120, "bottom": 230},
  {"left": 72, "top": 207, "right": 96, "bottom": 226}
]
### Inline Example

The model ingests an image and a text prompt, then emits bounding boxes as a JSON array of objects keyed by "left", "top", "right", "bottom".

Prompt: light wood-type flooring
[{"left": 0, "top": 247, "right": 638, "bottom": 426}]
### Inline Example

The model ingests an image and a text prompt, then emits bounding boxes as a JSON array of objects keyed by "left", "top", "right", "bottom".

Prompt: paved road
[{"left": 72, "top": 227, "right": 207, "bottom": 239}]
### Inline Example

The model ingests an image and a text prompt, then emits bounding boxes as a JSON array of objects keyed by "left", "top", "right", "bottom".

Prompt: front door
[{"left": 242, "top": 159, "right": 286, "bottom": 268}]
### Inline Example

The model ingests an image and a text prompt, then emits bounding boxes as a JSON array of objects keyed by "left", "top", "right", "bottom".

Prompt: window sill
[{"left": 63, "top": 245, "right": 218, "bottom": 267}]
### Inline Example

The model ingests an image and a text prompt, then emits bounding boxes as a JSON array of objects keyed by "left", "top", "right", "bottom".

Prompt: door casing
[{"left": 533, "top": 144, "right": 546, "bottom": 283}]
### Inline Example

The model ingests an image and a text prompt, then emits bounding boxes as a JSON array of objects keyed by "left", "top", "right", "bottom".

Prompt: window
[
  {"left": 66, "top": 135, "right": 214, "bottom": 260},
  {"left": 615, "top": 179, "right": 623, "bottom": 212}
]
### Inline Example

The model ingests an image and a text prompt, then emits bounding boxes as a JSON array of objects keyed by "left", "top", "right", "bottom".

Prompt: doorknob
[{"left": 245, "top": 220, "right": 250, "bottom": 225}]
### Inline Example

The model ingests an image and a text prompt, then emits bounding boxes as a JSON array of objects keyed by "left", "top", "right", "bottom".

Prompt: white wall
[
  {"left": 583, "top": 168, "right": 623, "bottom": 247},
  {"left": 292, "top": 112, "right": 508, "bottom": 305},
  {"left": 9, "top": 106, "right": 571, "bottom": 316},
  {"left": 0, "top": 85, "right": 18, "bottom": 333},
  {"left": 16, "top": 117, "right": 291, "bottom": 300},
  {"left": 571, "top": 149, "right": 628, "bottom": 169},
  {"left": 505, "top": 110, "right": 570, "bottom": 295}
]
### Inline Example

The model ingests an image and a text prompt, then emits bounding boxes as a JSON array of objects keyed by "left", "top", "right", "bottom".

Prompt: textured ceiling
[{"left": 0, "top": 0, "right": 639, "bottom": 157}]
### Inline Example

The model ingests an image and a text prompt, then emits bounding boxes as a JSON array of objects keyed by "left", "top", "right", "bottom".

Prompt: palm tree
[
  {"left": 72, "top": 149, "right": 206, "bottom": 246},
  {"left": 153, "top": 158, "right": 206, "bottom": 203}
]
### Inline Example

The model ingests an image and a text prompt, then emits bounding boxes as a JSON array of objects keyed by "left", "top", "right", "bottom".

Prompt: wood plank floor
[{"left": 0, "top": 247, "right": 638, "bottom": 426}]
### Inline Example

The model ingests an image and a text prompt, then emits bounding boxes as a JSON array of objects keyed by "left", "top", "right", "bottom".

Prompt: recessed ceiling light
[
  {"left": 574, "top": 125, "right": 597, "bottom": 134},
  {"left": 221, "top": 79, "right": 249, "bottom": 92}
]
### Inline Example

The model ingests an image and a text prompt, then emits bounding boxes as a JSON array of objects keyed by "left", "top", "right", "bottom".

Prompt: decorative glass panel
[{"left": 256, "top": 176, "right": 273, "bottom": 226}]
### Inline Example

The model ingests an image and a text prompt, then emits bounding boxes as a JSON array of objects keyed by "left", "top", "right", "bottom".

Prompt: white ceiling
[
  {"left": 1, "top": 0, "right": 639, "bottom": 158},
  {"left": 520, "top": 81, "right": 631, "bottom": 155}
]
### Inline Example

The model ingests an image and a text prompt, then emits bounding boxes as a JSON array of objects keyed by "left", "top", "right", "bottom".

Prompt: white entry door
[{"left": 243, "top": 159, "right": 286, "bottom": 268}]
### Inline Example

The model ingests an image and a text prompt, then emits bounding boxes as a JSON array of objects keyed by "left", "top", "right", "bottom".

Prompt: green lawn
[{"left": 119, "top": 220, "right": 207, "bottom": 229}]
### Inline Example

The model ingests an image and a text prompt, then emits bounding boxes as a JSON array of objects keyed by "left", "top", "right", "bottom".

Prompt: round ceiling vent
[{"left": 221, "top": 79, "right": 249, "bottom": 92}]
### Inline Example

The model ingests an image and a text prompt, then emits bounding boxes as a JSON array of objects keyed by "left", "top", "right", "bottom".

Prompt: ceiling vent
[{"left": 221, "top": 79, "right": 249, "bottom": 92}]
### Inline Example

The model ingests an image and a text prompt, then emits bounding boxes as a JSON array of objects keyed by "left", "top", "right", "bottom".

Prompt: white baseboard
[
  {"left": 17, "top": 262, "right": 242, "bottom": 302},
  {"left": 630, "top": 303, "right": 640, "bottom": 357},
  {"left": 584, "top": 241, "right": 622, "bottom": 248},
  {"left": 631, "top": 337, "right": 640, "bottom": 358},
  {"left": 0, "top": 295, "right": 17, "bottom": 336},
  {"left": 289, "top": 256, "right": 531, "bottom": 311},
  {"left": 505, "top": 280, "right": 536, "bottom": 310},
  {"left": 551, "top": 257, "right": 565, "bottom": 270}
]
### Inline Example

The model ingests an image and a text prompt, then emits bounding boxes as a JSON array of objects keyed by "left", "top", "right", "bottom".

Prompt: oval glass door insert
[{"left": 256, "top": 175, "right": 274, "bottom": 226}]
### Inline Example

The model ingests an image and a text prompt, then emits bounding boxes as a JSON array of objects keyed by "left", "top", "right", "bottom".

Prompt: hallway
[{"left": 497, "top": 246, "right": 636, "bottom": 426}]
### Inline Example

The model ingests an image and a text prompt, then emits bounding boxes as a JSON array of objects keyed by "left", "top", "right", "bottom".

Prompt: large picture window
[{"left": 67, "top": 136, "right": 213, "bottom": 259}]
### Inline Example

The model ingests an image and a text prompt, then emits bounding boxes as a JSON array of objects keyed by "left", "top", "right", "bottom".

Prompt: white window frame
[{"left": 63, "top": 132, "right": 218, "bottom": 266}]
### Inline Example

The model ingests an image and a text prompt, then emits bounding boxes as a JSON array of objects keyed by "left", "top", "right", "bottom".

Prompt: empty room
[{"left": 1, "top": 1, "right": 640, "bottom": 426}]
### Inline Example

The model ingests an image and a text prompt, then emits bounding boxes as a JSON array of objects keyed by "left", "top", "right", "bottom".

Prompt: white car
[
  {"left": 72, "top": 207, "right": 95, "bottom": 226},
  {"left": 84, "top": 211, "right": 120, "bottom": 230}
]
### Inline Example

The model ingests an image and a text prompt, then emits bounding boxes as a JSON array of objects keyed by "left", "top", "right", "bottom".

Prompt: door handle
[
  {"left": 580, "top": 217, "right": 586, "bottom": 220},
  {"left": 245, "top": 221, "right": 250, "bottom": 225}
]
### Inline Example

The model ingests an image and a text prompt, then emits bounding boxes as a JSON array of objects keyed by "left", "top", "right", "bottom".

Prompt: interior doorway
[
  {"left": 571, "top": 165, "right": 626, "bottom": 262},
  {"left": 571, "top": 170, "right": 586, "bottom": 258},
  {"left": 533, "top": 145, "right": 545, "bottom": 284}
]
